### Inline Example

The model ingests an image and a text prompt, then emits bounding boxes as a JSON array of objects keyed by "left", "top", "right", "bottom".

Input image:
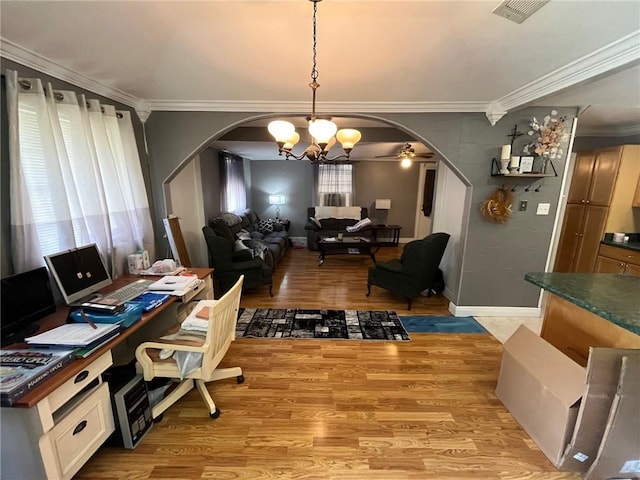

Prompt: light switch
[
  {"left": 536, "top": 203, "right": 550, "bottom": 215},
  {"left": 519, "top": 201, "right": 528, "bottom": 211}
]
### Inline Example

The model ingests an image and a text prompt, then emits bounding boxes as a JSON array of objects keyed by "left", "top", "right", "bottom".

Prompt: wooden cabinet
[
  {"left": 555, "top": 145, "right": 640, "bottom": 273},
  {"left": 595, "top": 244, "right": 640, "bottom": 276}
]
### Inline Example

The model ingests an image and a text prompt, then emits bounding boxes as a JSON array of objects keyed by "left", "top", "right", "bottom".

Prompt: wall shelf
[{"left": 491, "top": 157, "right": 557, "bottom": 177}]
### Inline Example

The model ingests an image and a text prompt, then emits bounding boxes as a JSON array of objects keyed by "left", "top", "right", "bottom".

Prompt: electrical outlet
[
  {"left": 536, "top": 203, "right": 550, "bottom": 215},
  {"left": 519, "top": 201, "right": 528, "bottom": 211}
]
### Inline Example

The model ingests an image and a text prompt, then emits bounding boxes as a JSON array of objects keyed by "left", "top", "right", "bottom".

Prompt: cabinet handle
[
  {"left": 585, "top": 200, "right": 590, "bottom": 204},
  {"left": 74, "top": 370, "right": 89, "bottom": 383},
  {"left": 73, "top": 420, "right": 87, "bottom": 436}
]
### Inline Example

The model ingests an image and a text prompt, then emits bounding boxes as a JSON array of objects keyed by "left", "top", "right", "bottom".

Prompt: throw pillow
[
  {"left": 209, "top": 219, "right": 236, "bottom": 244},
  {"left": 258, "top": 219, "right": 274, "bottom": 234},
  {"left": 233, "top": 239, "right": 251, "bottom": 252},
  {"left": 309, "top": 216, "right": 322, "bottom": 228}
]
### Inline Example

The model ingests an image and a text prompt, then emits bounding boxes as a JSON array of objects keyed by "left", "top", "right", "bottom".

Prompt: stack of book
[{"left": 0, "top": 348, "right": 76, "bottom": 406}]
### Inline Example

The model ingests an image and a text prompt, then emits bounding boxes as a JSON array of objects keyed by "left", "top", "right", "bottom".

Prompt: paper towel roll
[{"left": 501, "top": 145, "right": 511, "bottom": 160}]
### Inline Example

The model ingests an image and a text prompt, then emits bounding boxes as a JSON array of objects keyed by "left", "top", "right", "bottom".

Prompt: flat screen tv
[
  {"left": 44, "top": 244, "right": 113, "bottom": 305},
  {"left": 1, "top": 267, "right": 57, "bottom": 346}
]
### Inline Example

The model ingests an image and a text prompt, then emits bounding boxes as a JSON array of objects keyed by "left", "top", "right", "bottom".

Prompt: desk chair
[{"left": 135, "top": 276, "right": 244, "bottom": 419}]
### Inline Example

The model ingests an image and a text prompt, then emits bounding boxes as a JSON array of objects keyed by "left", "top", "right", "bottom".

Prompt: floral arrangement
[{"left": 522, "top": 110, "right": 569, "bottom": 160}]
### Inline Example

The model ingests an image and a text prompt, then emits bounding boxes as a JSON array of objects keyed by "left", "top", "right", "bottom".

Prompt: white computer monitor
[{"left": 44, "top": 244, "right": 113, "bottom": 305}]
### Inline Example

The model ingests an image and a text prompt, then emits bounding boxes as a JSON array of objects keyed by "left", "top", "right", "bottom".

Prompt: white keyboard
[{"left": 101, "top": 279, "right": 154, "bottom": 304}]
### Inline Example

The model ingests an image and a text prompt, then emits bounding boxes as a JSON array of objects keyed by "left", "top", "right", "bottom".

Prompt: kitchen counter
[
  {"left": 525, "top": 272, "right": 640, "bottom": 335},
  {"left": 525, "top": 272, "right": 640, "bottom": 365},
  {"left": 601, "top": 232, "right": 640, "bottom": 252}
]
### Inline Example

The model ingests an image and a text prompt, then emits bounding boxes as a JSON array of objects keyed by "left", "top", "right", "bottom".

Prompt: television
[
  {"left": 1, "top": 267, "right": 57, "bottom": 346},
  {"left": 44, "top": 244, "right": 113, "bottom": 305}
]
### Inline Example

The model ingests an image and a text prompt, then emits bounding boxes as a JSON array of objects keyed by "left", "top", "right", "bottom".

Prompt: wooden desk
[{"left": 1, "top": 268, "right": 213, "bottom": 480}]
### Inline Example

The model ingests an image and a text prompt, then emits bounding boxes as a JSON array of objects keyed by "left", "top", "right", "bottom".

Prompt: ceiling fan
[{"left": 375, "top": 143, "right": 435, "bottom": 160}]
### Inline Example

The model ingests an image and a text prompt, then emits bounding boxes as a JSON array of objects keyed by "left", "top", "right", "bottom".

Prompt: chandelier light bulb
[
  {"left": 336, "top": 129, "right": 362, "bottom": 150},
  {"left": 401, "top": 157, "right": 412, "bottom": 169},
  {"left": 283, "top": 132, "right": 300, "bottom": 150},
  {"left": 268, "top": 120, "right": 296, "bottom": 143},
  {"left": 308, "top": 119, "right": 337, "bottom": 145},
  {"left": 322, "top": 136, "right": 336, "bottom": 153}
]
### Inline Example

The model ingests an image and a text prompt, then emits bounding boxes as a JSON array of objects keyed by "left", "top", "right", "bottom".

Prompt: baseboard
[{"left": 448, "top": 302, "right": 541, "bottom": 318}]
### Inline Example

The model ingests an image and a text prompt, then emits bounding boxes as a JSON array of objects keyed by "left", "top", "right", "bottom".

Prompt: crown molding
[
  {"left": 1, "top": 38, "right": 145, "bottom": 111},
  {"left": 144, "top": 99, "right": 489, "bottom": 113},
  {"left": 493, "top": 29, "right": 640, "bottom": 111}
]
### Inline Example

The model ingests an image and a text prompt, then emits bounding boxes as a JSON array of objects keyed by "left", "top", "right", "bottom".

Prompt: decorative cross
[{"left": 507, "top": 124, "right": 524, "bottom": 148}]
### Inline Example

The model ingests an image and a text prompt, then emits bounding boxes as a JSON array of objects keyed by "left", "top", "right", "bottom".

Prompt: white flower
[{"left": 524, "top": 110, "right": 568, "bottom": 160}]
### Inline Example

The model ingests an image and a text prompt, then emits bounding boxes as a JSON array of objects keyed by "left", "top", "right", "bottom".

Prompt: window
[{"left": 317, "top": 164, "right": 353, "bottom": 206}]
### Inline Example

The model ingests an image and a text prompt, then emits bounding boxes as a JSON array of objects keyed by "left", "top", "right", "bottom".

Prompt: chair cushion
[
  {"left": 375, "top": 258, "right": 404, "bottom": 274},
  {"left": 209, "top": 219, "right": 235, "bottom": 244}
]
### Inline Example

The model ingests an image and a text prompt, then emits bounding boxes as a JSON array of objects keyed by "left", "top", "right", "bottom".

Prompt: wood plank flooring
[{"left": 76, "top": 247, "right": 579, "bottom": 480}]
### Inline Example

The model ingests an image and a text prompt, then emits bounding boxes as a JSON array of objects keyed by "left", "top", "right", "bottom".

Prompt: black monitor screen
[
  {"left": 1, "top": 266, "right": 57, "bottom": 345},
  {"left": 44, "top": 244, "right": 112, "bottom": 305}
]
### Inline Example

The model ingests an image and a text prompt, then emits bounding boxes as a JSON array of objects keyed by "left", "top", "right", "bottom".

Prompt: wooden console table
[
  {"left": 0, "top": 268, "right": 213, "bottom": 480},
  {"left": 369, "top": 224, "right": 401, "bottom": 246}
]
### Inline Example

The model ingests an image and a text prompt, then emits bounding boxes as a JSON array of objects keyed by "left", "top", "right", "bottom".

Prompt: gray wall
[
  {"left": 143, "top": 109, "right": 577, "bottom": 308},
  {"left": 354, "top": 161, "right": 421, "bottom": 232}
]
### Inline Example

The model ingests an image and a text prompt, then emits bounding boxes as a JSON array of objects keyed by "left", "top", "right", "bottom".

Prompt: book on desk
[{"left": 0, "top": 348, "right": 76, "bottom": 406}]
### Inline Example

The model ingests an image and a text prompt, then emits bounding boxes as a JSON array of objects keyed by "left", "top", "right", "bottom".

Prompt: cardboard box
[
  {"left": 496, "top": 325, "right": 640, "bottom": 474},
  {"left": 560, "top": 348, "right": 639, "bottom": 473},
  {"left": 584, "top": 355, "right": 640, "bottom": 480},
  {"left": 496, "top": 325, "right": 585, "bottom": 467}
]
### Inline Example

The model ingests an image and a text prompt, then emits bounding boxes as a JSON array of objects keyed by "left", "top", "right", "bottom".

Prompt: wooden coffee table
[{"left": 317, "top": 236, "right": 379, "bottom": 266}]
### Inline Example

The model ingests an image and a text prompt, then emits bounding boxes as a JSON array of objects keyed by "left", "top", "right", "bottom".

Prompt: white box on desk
[{"left": 128, "top": 254, "right": 143, "bottom": 274}]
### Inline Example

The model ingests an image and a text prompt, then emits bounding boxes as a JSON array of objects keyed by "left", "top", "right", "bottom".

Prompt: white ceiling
[{"left": 1, "top": 0, "right": 639, "bottom": 161}]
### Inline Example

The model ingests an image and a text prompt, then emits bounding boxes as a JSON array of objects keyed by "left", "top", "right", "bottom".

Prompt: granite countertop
[{"left": 525, "top": 272, "right": 640, "bottom": 335}]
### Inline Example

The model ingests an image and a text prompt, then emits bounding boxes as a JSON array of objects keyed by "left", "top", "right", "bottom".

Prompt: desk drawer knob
[
  {"left": 74, "top": 370, "right": 89, "bottom": 383},
  {"left": 73, "top": 420, "right": 87, "bottom": 436}
]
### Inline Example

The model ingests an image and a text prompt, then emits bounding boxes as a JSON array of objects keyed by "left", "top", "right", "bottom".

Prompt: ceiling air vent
[{"left": 492, "top": 0, "right": 550, "bottom": 24}]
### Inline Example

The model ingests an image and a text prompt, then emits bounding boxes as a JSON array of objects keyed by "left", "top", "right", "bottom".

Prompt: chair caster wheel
[
  {"left": 210, "top": 408, "right": 221, "bottom": 419},
  {"left": 153, "top": 414, "right": 164, "bottom": 423},
  {"left": 237, "top": 375, "right": 245, "bottom": 384}
]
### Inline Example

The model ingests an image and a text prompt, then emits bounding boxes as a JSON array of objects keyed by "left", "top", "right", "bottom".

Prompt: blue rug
[{"left": 399, "top": 315, "right": 487, "bottom": 333}]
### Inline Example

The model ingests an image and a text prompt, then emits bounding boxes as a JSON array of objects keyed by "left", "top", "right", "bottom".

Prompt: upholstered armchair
[
  {"left": 202, "top": 226, "right": 273, "bottom": 296},
  {"left": 366, "top": 232, "right": 450, "bottom": 310}
]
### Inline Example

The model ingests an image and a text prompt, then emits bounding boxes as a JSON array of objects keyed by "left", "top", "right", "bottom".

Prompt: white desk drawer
[
  {"left": 40, "top": 382, "right": 114, "bottom": 480},
  {"left": 46, "top": 351, "right": 113, "bottom": 413}
]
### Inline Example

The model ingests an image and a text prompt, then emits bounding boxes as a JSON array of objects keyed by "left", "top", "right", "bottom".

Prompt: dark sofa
[
  {"left": 209, "top": 208, "right": 289, "bottom": 270},
  {"left": 304, "top": 206, "right": 369, "bottom": 251}
]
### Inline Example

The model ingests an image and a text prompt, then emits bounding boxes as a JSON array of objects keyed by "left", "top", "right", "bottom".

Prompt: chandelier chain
[{"left": 311, "top": 0, "right": 318, "bottom": 83}]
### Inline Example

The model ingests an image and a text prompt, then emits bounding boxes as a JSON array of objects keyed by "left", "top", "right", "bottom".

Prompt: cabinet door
[
  {"left": 574, "top": 205, "right": 609, "bottom": 273},
  {"left": 624, "top": 263, "right": 640, "bottom": 277},
  {"left": 567, "top": 151, "right": 595, "bottom": 204},
  {"left": 594, "top": 255, "right": 625, "bottom": 274},
  {"left": 588, "top": 147, "right": 622, "bottom": 206},
  {"left": 554, "top": 204, "right": 586, "bottom": 272},
  {"left": 634, "top": 174, "right": 640, "bottom": 208}
]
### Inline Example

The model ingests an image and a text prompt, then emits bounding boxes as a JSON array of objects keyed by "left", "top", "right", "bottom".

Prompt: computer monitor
[
  {"left": 1, "top": 266, "right": 57, "bottom": 346},
  {"left": 44, "top": 244, "right": 113, "bottom": 305}
]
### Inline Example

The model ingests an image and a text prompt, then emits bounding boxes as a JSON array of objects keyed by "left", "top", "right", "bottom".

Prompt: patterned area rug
[
  {"left": 400, "top": 315, "right": 487, "bottom": 333},
  {"left": 236, "top": 309, "right": 410, "bottom": 341}
]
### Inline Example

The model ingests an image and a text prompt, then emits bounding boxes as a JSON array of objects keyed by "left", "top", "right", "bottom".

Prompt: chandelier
[{"left": 267, "top": 0, "right": 361, "bottom": 164}]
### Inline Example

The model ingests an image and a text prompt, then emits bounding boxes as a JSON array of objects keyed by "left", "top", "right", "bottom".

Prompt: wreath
[{"left": 480, "top": 187, "right": 513, "bottom": 224}]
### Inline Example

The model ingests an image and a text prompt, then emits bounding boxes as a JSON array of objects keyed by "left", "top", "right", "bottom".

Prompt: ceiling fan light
[
  {"left": 283, "top": 131, "right": 300, "bottom": 150},
  {"left": 401, "top": 157, "right": 412, "bottom": 169},
  {"left": 336, "top": 129, "right": 362, "bottom": 150},
  {"left": 268, "top": 120, "right": 296, "bottom": 143},
  {"left": 308, "top": 119, "right": 337, "bottom": 145}
]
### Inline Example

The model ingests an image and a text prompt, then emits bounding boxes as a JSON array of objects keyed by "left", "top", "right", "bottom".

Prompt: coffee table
[{"left": 317, "top": 236, "right": 379, "bottom": 266}]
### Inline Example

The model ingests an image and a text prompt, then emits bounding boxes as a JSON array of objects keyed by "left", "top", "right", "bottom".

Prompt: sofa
[
  {"left": 209, "top": 208, "right": 290, "bottom": 270},
  {"left": 304, "top": 206, "right": 369, "bottom": 251}
]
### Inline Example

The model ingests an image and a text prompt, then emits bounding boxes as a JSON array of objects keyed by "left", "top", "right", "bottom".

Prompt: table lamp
[{"left": 269, "top": 195, "right": 286, "bottom": 220}]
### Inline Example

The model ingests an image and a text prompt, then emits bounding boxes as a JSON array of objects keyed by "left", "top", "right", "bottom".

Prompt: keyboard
[{"left": 101, "top": 279, "right": 154, "bottom": 304}]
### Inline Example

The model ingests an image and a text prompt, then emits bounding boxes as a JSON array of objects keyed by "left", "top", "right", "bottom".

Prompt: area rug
[
  {"left": 236, "top": 309, "right": 410, "bottom": 340},
  {"left": 399, "top": 315, "right": 488, "bottom": 333}
]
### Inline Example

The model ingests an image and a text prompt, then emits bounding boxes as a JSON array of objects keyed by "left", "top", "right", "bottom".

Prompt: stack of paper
[
  {"left": 147, "top": 275, "right": 201, "bottom": 295},
  {"left": 25, "top": 323, "right": 120, "bottom": 348}
]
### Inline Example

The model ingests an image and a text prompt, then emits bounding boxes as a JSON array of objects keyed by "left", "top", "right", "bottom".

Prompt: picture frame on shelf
[{"left": 519, "top": 156, "right": 534, "bottom": 173}]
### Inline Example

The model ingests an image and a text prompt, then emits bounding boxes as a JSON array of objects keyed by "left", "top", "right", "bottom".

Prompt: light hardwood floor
[{"left": 76, "top": 246, "right": 578, "bottom": 480}]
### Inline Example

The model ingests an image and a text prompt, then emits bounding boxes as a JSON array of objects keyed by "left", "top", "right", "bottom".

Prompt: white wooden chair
[{"left": 135, "top": 276, "right": 244, "bottom": 419}]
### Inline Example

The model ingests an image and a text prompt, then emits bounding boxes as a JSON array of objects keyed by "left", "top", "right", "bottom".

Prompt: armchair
[
  {"left": 202, "top": 226, "right": 273, "bottom": 297},
  {"left": 135, "top": 275, "right": 244, "bottom": 419},
  {"left": 366, "top": 232, "right": 450, "bottom": 310}
]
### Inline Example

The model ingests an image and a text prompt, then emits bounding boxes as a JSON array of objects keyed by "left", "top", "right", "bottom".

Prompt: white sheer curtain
[
  {"left": 220, "top": 152, "right": 247, "bottom": 213},
  {"left": 317, "top": 164, "right": 353, "bottom": 206},
  {"left": 6, "top": 70, "right": 154, "bottom": 277}
]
